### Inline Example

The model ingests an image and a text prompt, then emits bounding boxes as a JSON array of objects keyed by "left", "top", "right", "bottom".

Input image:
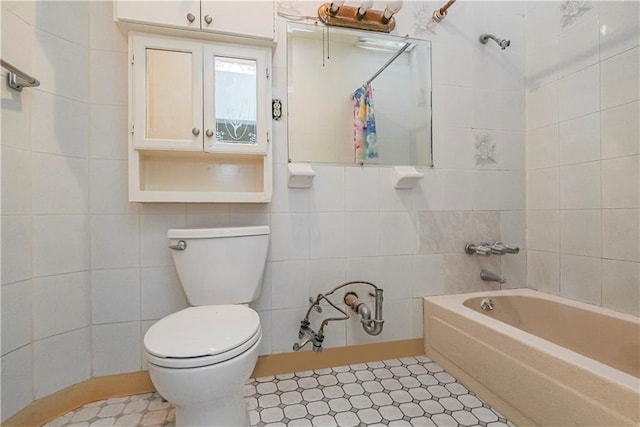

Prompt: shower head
[{"left": 479, "top": 33, "right": 511, "bottom": 50}]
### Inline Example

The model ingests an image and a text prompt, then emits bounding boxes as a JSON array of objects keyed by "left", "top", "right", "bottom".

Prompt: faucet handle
[
  {"left": 475, "top": 243, "right": 492, "bottom": 256},
  {"left": 504, "top": 243, "right": 520, "bottom": 254},
  {"left": 489, "top": 242, "right": 506, "bottom": 255}
]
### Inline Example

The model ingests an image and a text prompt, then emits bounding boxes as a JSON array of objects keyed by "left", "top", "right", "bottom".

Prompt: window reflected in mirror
[{"left": 287, "top": 23, "right": 432, "bottom": 166}]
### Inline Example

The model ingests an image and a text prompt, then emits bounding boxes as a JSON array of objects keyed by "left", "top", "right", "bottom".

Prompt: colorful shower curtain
[{"left": 352, "top": 84, "right": 378, "bottom": 163}]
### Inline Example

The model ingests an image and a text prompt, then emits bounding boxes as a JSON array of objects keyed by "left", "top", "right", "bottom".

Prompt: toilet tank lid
[{"left": 168, "top": 226, "right": 269, "bottom": 239}]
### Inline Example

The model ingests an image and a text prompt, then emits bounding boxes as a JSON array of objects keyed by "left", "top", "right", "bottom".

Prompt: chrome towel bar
[{"left": 1, "top": 59, "right": 40, "bottom": 91}]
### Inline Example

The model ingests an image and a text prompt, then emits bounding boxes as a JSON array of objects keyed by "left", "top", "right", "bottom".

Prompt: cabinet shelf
[{"left": 131, "top": 151, "right": 271, "bottom": 203}]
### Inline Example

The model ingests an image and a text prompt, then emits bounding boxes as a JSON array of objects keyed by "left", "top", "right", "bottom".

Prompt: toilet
[{"left": 143, "top": 226, "right": 270, "bottom": 427}]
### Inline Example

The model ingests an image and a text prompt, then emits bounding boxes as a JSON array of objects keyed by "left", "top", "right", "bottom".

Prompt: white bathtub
[{"left": 423, "top": 289, "right": 640, "bottom": 426}]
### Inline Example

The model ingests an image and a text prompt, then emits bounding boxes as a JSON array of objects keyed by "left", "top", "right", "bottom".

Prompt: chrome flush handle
[
  {"left": 168, "top": 240, "right": 187, "bottom": 251},
  {"left": 186, "top": 13, "right": 196, "bottom": 23},
  {"left": 204, "top": 15, "right": 213, "bottom": 24}
]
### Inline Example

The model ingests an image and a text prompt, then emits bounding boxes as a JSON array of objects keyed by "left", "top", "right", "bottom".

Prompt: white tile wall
[
  {"left": 1, "top": 280, "right": 32, "bottom": 355},
  {"left": 1, "top": 1, "right": 533, "bottom": 420},
  {"left": 525, "top": 1, "right": 640, "bottom": 315},
  {"left": 33, "top": 328, "right": 91, "bottom": 399},
  {"left": 0, "top": 345, "right": 33, "bottom": 420}
]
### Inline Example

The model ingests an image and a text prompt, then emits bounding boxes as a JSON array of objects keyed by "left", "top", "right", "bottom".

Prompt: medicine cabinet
[
  {"left": 115, "top": 0, "right": 275, "bottom": 41},
  {"left": 128, "top": 33, "right": 272, "bottom": 203},
  {"left": 287, "top": 23, "right": 433, "bottom": 167}
]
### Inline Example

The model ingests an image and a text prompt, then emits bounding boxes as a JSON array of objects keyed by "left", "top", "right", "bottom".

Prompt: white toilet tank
[{"left": 167, "top": 226, "right": 269, "bottom": 306}]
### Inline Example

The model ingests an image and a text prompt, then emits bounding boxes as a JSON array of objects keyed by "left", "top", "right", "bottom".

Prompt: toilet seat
[{"left": 144, "top": 305, "right": 261, "bottom": 369}]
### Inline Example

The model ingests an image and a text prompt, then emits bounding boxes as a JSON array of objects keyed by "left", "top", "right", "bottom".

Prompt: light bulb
[
  {"left": 357, "top": 1, "right": 374, "bottom": 19},
  {"left": 382, "top": 1, "right": 403, "bottom": 23},
  {"left": 329, "top": 0, "right": 344, "bottom": 15}
]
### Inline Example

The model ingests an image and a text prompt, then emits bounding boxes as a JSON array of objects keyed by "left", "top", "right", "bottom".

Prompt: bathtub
[{"left": 423, "top": 289, "right": 639, "bottom": 426}]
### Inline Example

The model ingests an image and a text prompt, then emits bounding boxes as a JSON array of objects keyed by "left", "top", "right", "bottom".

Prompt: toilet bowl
[{"left": 143, "top": 226, "right": 269, "bottom": 427}]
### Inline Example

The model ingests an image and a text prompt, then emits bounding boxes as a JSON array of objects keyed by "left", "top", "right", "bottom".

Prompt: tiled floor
[{"left": 45, "top": 356, "right": 514, "bottom": 427}]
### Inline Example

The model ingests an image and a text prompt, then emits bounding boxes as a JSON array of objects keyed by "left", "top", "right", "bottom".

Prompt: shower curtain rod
[
  {"left": 1, "top": 59, "right": 40, "bottom": 91},
  {"left": 362, "top": 41, "right": 411, "bottom": 88}
]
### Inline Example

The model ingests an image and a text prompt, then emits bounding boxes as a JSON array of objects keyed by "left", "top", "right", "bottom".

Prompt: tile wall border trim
[{"left": 4, "top": 339, "right": 424, "bottom": 427}]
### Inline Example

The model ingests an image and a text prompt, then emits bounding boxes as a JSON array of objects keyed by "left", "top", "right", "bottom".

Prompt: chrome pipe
[
  {"left": 480, "top": 269, "right": 506, "bottom": 284},
  {"left": 1, "top": 59, "right": 40, "bottom": 91}
]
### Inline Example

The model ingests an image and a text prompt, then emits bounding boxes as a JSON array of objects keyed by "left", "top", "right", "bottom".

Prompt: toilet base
[{"left": 145, "top": 338, "right": 259, "bottom": 427}]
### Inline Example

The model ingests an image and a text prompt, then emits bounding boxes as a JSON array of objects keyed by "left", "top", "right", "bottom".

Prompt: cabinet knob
[
  {"left": 204, "top": 15, "right": 213, "bottom": 25},
  {"left": 192, "top": 128, "right": 200, "bottom": 136},
  {"left": 205, "top": 129, "right": 214, "bottom": 137},
  {"left": 186, "top": 13, "right": 196, "bottom": 23}
]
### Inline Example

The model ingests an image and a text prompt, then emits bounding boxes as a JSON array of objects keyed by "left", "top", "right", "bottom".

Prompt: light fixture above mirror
[{"left": 317, "top": 1, "right": 403, "bottom": 33}]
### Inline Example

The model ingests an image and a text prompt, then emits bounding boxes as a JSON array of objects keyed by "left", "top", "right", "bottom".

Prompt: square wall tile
[
  {"left": 32, "top": 29, "right": 89, "bottom": 102},
  {"left": 602, "top": 209, "right": 640, "bottom": 262},
  {"left": 271, "top": 307, "right": 308, "bottom": 354},
  {"left": 309, "top": 165, "right": 345, "bottom": 212},
  {"left": 527, "top": 210, "right": 559, "bottom": 252},
  {"left": 308, "top": 259, "right": 346, "bottom": 302},
  {"left": 602, "top": 156, "right": 639, "bottom": 209},
  {"left": 2, "top": 146, "right": 31, "bottom": 214},
  {"left": 309, "top": 212, "right": 345, "bottom": 259},
  {"left": 271, "top": 164, "right": 309, "bottom": 213},
  {"left": 433, "top": 128, "right": 474, "bottom": 170},
  {"left": 560, "top": 254, "right": 601, "bottom": 305},
  {"left": 602, "top": 260, "right": 640, "bottom": 316},
  {"left": 1, "top": 215, "right": 31, "bottom": 285},
  {"left": 417, "top": 211, "right": 472, "bottom": 255},
  {"left": 412, "top": 169, "right": 445, "bottom": 212},
  {"left": 345, "top": 167, "right": 379, "bottom": 212},
  {"left": 527, "top": 250, "right": 560, "bottom": 294},
  {"left": 380, "top": 211, "right": 416, "bottom": 256},
  {"left": 1, "top": 80, "right": 30, "bottom": 151},
  {"left": 560, "top": 210, "right": 601, "bottom": 257},
  {"left": 558, "top": 112, "right": 600, "bottom": 165},
  {"left": 32, "top": 152, "right": 89, "bottom": 214},
  {"left": 90, "top": 104, "right": 128, "bottom": 160},
  {"left": 526, "top": 81, "right": 558, "bottom": 130},
  {"left": 33, "top": 215, "right": 89, "bottom": 277},
  {"left": 1, "top": 345, "right": 33, "bottom": 422},
  {"left": 251, "top": 262, "right": 272, "bottom": 312},
  {"left": 381, "top": 256, "right": 413, "bottom": 300},
  {"left": 442, "top": 170, "right": 474, "bottom": 211},
  {"left": 1, "top": 280, "right": 32, "bottom": 356},
  {"left": 34, "top": 328, "right": 91, "bottom": 398},
  {"left": 140, "top": 214, "right": 186, "bottom": 267},
  {"left": 559, "top": 162, "right": 601, "bottom": 210},
  {"left": 90, "top": 50, "right": 128, "bottom": 106},
  {"left": 412, "top": 254, "right": 444, "bottom": 297},
  {"left": 500, "top": 170, "right": 526, "bottom": 211},
  {"left": 89, "top": 0, "right": 127, "bottom": 52},
  {"left": 472, "top": 211, "right": 500, "bottom": 244},
  {"left": 557, "top": 18, "right": 599, "bottom": 78},
  {"left": 92, "top": 322, "right": 141, "bottom": 376},
  {"left": 1, "top": 8, "right": 32, "bottom": 74},
  {"left": 92, "top": 268, "right": 140, "bottom": 324},
  {"left": 270, "top": 213, "right": 309, "bottom": 261},
  {"left": 601, "top": 101, "right": 640, "bottom": 159},
  {"left": 526, "top": 168, "right": 559, "bottom": 210},
  {"left": 90, "top": 159, "right": 138, "bottom": 214},
  {"left": 558, "top": 64, "right": 599, "bottom": 121},
  {"left": 346, "top": 257, "right": 382, "bottom": 285},
  {"left": 31, "top": 91, "right": 89, "bottom": 158},
  {"left": 32, "top": 1, "right": 89, "bottom": 46},
  {"left": 526, "top": 124, "right": 558, "bottom": 170},
  {"left": 600, "top": 47, "right": 640, "bottom": 110},
  {"left": 472, "top": 171, "right": 501, "bottom": 211},
  {"left": 140, "top": 266, "right": 186, "bottom": 321},
  {"left": 271, "top": 260, "right": 309, "bottom": 310},
  {"left": 90, "top": 214, "right": 139, "bottom": 269},
  {"left": 378, "top": 167, "right": 414, "bottom": 212},
  {"left": 346, "top": 212, "right": 380, "bottom": 258},
  {"left": 500, "top": 210, "right": 526, "bottom": 249},
  {"left": 33, "top": 272, "right": 90, "bottom": 340},
  {"left": 599, "top": 1, "right": 640, "bottom": 61}
]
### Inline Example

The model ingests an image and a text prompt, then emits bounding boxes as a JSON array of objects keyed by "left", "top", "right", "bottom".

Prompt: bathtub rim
[{"left": 424, "top": 288, "right": 640, "bottom": 394}]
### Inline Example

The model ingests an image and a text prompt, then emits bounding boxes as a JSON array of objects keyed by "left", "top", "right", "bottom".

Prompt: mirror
[{"left": 287, "top": 22, "right": 432, "bottom": 166}]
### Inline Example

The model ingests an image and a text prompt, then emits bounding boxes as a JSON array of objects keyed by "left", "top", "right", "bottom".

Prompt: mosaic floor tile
[{"left": 46, "top": 356, "right": 515, "bottom": 427}]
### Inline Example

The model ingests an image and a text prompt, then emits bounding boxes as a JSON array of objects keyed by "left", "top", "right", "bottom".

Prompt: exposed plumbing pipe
[
  {"left": 479, "top": 33, "right": 511, "bottom": 50},
  {"left": 433, "top": 0, "right": 456, "bottom": 22},
  {"left": 292, "top": 281, "right": 385, "bottom": 352}
]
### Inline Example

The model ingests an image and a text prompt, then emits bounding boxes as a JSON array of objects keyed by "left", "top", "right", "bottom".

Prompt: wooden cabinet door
[
  {"left": 116, "top": 0, "right": 201, "bottom": 30},
  {"left": 200, "top": 1, "right": 274, "bottom": 40},
  {"left": 132, "top": 34, "right": 203, "bottom": 151}
]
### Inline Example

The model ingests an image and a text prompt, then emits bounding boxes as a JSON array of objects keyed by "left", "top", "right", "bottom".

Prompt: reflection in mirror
[
  {"left": 214, "top": 56, "right": 258, "bottom": 144},
  {"left": 287, "top": 23, "right": 432, "bottom": 166}
]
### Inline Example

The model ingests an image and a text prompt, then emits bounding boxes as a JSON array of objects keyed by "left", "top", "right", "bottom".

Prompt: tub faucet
[{"left": 480, "top": 269, "right": 506, "bottom": 284}]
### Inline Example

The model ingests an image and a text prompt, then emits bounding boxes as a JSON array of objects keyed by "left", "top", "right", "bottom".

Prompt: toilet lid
[{"left": 144, "top": 305, "right": 260, "bottom": 359}]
